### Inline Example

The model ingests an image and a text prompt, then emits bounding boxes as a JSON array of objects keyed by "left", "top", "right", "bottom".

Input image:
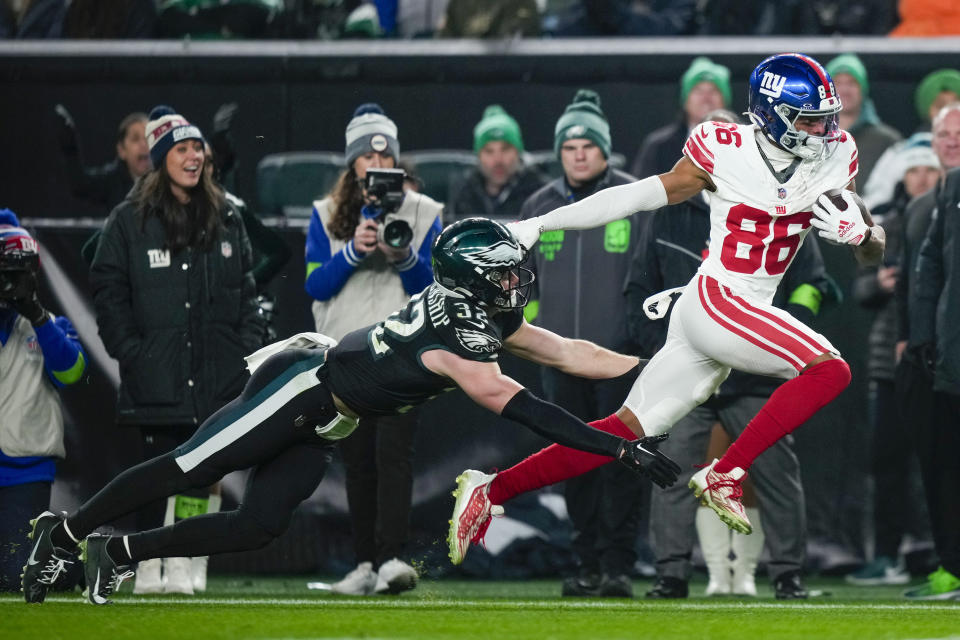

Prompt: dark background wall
[
  {"left": 2, "top": 40, "right": 958, "bottom": 575},
  {"left": 3, "top": 41, "right": 956, "bottom": 218}
]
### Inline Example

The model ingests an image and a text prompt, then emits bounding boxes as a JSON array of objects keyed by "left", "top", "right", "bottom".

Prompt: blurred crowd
[{"left": 2, "top": 0, "right": 960, "bottom": 40}]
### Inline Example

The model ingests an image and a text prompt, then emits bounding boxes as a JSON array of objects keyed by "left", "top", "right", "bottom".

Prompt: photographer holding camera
[
  {"left": 304, "top": 103, "right": 443, "bottom": 595},
  {"left": 0, "top": 209, "right": 86, "bottom": 593}
]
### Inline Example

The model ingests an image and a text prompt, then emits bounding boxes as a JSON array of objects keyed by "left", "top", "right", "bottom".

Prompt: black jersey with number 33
[{"left": 324, "top": 284, "right": 524, "bottom": 416}]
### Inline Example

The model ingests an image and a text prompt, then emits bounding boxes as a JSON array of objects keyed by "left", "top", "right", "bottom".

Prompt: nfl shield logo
[
  {"left": 221, "top": 241, "right": 233, "bottom": 258},
  {"left": 777, "top": 188, "right": 787, "bottom": 200}
]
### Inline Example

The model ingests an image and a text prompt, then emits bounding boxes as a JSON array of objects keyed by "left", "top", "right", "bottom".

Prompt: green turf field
[{"left": 4, "top": 576, "right": 958, "bottom": 640}]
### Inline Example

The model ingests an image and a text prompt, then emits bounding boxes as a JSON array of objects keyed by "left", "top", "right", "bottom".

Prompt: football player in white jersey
[{"left": 448, "top": 53, "right": 887, "bottom": 565}]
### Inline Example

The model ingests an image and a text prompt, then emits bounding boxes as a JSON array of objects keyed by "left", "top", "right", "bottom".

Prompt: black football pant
[
  {"left": 898, "top": 358, "right": 960, "bottom": 576},
  {"left": 542, "top": 368, "right": 647, "bottom": 576},
  {"left": 67, "top": 349, "right": 337, "bottom": 562},
  {"left": 339, "top": 410, "right": 418, "bottom": 568},
  {"left": 869, "top": 378, "right": 930, "bottom": 559}
]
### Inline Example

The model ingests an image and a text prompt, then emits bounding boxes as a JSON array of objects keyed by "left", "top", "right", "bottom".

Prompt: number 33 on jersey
[{"left": 684, "top": 120, "right": 858, "bottom": 302}]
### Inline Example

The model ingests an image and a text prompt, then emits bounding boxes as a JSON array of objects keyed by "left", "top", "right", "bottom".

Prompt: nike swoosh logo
[
  {"left": 635, "top": 444, "right": 654, "bottom": 457},
  {"left": 26, "top": 530, "right": 44, "bottom": 566},
  {"left": 462, "top": 319, "right": 486, "bottom": 330}
]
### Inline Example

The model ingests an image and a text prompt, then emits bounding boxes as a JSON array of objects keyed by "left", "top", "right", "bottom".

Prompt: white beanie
[{"left": 344, "top": 103, "right": 399, "bottom": 168}]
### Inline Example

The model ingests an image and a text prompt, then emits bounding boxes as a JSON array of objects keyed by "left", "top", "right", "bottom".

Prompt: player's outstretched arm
[
  {"left": 502, "top": 320, "right": 642, "bottom": 380},
  {"left": 421, "top": 349, "right": 624, "bottom": 457},
  {"left": 507, "top": 157, "right": 712, "bottom": 250}
]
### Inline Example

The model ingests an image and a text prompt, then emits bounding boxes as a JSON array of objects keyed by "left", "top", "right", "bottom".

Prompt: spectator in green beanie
[
  {"left": 447, "top": 105, "right": 545, "bottom": 222},
  {"left": 631, "top": 57, "right": 729, "bottom": 179},
  {"left": 915, "top": 69, "right": 960, "bottom": 124}
]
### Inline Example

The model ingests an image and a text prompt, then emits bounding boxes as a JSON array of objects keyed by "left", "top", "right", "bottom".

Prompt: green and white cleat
[
  {"left": 447, "top": 470, "right": 503, "bottom": 566},
  {"left": 689, "top": 459, "right": 752, "bottom": 535},
  {"left": 903, "top": 566, "right": 960, "bottom": 600},
  {"left": 80, "top": 534, "right": 134, "bottom": 605},
  {"left": 21, "top": 511, "right": 74, "bottom": 604}
]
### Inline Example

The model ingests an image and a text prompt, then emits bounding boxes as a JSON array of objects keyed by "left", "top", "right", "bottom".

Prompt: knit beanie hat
[
  {"left": 680, "top": 57, "right": 732, "bottom": 108},
  {"left": 553, "top": 89, "right": 611, "bottom": 159},
  {"left": 145, "top": 105, "right": 204, "bottom": 169},
  {"left": 345, "top": 103, "right": 399, "bottom": 168},
  {"left": 826, "top": 53, "right": 870, "bottom": 97},
  {"left": 473, "top": 105, "right": 524, "bottom": 154},
  {"left": 915, "top": 69, "right": 960, "bottom": 121},
  {"left": 900, "top": 132, "right": 940, "bottom": 172},
  {"left": 0, "top": 209, "right": 40, "bottom": 273}
]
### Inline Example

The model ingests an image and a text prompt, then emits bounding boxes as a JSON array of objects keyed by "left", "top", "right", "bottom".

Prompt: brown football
[{"left": 821, "top": 188, "right": 874, "bottom": 226}]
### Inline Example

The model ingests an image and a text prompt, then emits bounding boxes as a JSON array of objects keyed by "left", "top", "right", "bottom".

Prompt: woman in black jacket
[{"left": 89, "top": 105, "right": 263, "bottom": 596}]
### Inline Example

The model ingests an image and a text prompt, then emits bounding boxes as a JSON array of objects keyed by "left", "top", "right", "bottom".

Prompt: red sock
[
  {"left": 487, "top": 414, "right": 635, "bottom": 504},
  {"left": 716, "top": 358, "right": 851, "bottom": 473}
]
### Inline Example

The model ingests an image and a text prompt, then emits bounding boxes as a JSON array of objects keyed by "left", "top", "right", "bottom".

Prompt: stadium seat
[
  {"left": 401, "top": 150, "right": 477, "bottom": 205},
  {"left": 525, "top": 150, "right": 629, "bottom": 180},
  {"left": 256, "top": 151, "right": 344, "bottom": 218}
]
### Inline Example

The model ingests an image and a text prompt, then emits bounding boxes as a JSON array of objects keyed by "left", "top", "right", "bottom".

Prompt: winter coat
[
  {"left": 90, "top": 197, "right": 263, "bottom": 426},
  {"left": 912, "top": 168, "right": 960, "bottom": 395},
  {"left": 446, "top": 167, "right": 546, "bottom": 223}
]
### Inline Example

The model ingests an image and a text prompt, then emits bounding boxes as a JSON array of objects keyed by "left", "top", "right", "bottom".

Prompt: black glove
[
  {"left": 3, "top": 271, "right": 48, "bottom": 326},
  {"left": 616, "top": 434, "right": 682, "bottom": 489},
  {"left": 53, "top": 104, "right": 78, "bottom": 154}
]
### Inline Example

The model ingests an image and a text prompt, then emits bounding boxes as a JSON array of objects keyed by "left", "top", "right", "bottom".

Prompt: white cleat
[
  {"left": 162, "top": 557, "right": 195, "bottom": 595},
  {"left": 731, "top": 507, "right": 763, "bottom": 597},
  {"left": 447, "top": 470, "right": 503, "bottom": 566},
  {"left": 331, "top": 562, "right": 378, "bottom": 595},
  {"left": 374, "top": 558, "right": 418, "bottom": 594},
  {"left": 689, "top": 459, "right": 752, "bottom": 535},
  {"left": 191, "top": 556, "right": 209, "bottom": 592},
  {"left": 132, "top": 557, "right": 163, "bottom": 594}
]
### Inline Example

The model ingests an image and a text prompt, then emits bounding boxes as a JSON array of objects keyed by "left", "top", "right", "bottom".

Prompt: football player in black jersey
[{"left": 22, "top": 218, "right": 679, "bottom": 605}]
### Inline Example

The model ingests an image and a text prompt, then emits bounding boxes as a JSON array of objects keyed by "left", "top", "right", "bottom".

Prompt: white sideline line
[{"left": 3, "top": 596, "right": 958, "bottom": 610}]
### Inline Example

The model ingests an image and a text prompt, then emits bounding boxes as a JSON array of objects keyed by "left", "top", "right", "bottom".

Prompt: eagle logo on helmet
[{"left": 459, "top": 241, "right": 522, "bottom": 269}]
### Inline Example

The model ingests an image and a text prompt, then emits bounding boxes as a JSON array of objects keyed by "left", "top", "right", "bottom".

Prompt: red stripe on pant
[
  {"left": 717, "top": 279, "right": 831, "bottom": 359},
  {"left": 698, "top": 276, "right": 823, "bottom": 371},
  {"left": 487, "top": 414, "right": 634, "bottom": 505}
]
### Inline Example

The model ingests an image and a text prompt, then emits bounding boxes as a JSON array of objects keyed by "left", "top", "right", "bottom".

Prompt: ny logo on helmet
[{"left": 759, "top": 72, "right": 787, "bottom": 99}]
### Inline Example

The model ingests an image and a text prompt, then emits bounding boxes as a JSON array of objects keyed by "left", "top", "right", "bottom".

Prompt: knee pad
[{"left": 806, "top": 358, "right": 851, "bottom": 393}]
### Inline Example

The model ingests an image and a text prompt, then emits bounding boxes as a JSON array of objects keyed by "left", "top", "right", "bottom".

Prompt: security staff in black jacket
[
  {"left": 89, "top": 106, "right": 263, "bottom": 594},
  {"left": 903, "top": 166, "right": 960, "bottom": 599},
  {"left": 521, "top": 89, "right": 646, "bottom": 598}
]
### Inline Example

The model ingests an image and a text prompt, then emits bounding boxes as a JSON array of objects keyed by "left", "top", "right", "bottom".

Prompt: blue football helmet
[{"left": 747, "top": 53, "right": 843, "bottom": 161}]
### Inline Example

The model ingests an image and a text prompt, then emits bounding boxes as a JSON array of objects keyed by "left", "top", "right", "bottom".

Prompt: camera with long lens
[{"left": 362, "top": 168, "right": 413, "bottom": 250}]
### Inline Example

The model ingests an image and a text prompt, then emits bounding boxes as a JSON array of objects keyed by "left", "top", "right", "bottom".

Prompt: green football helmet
[{"left": 431, "top": 217, "right": 534, "bottom": 309}]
